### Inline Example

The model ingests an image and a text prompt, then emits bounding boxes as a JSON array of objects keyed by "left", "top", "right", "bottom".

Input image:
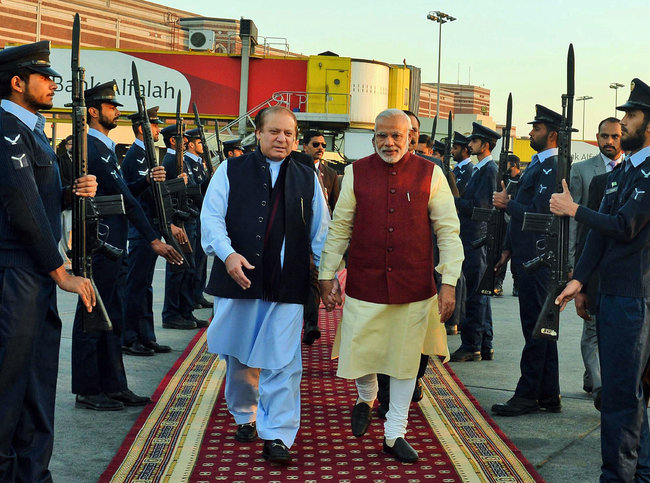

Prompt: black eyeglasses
[{"left": 311, "top": 142, "right": 327, "bottom": 148}]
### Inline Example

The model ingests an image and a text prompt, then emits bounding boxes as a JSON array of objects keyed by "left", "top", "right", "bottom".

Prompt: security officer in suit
[
  {"left": 121, "top": 106, "right": 175, "bottom": 356},
  {"left": 554, "top": 78, "right": 650, "bottom": 482},
  {"left": 223, "top": 138, "right": 244, "bottom": 159},
  {"left": 72, "top": 81, "right": 183, "bottom": 411},
  {"left": 0, "top": 40, "right": 98, "bottom": 482},
  {"left": 451, "top": 123, "right": 499, "bottom": 362},
  {"left": 161, "top": 126, "right": 209, "bottom": 329},
  {"left": 568, "top": 117, "right": 622, "bottom": 400},
  {"left": 184, "top": 128, "right": 213, "bottom": 311},
  {"left": 491, "top": 105, "right": 561, "bottom": 416},
  {"left": 451, "top": 131, "right": 473, "bottom": 196}
]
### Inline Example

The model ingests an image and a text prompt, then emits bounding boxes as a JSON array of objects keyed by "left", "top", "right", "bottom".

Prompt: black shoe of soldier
[
  {"left": 188, "top": 315, "right": 209, "bottom": 328},
  {"left": 491, "top": 396, "right": 539, "bottom": 416},
  {"left": 383, "top": 437, "right": 418, "bottom": 463},
  {"left": 163, "top": 317, "right": 196, "bottom": 330},
  {"left": 262, "top": 439, "right": 291, "bottom": 465},
  {"left": 107, "top": 389, "right": 151, "bottom": 407},
  {"left": 234, "top": 422, "right": 258, "bottom": 442},
  {"left": 143, "top": 340, "right": 173, "bottom": 353},
  {"left": 196, "top": 297, "right": 213, "bottom": 309},
  {"left": 75, "top": 393, "right": 123, "bottom": 411},
  {"left": 450, "top": 348, "right": 482, "bottom": 362},
  {"left": 539, "top": 395, "right": 562, "bottom": 413},
  {"left": 481, "top": 348, "right": 495, "bottom": 361},
  {"left": 351, "top": 401, "right": 372, "bottom": 437},
  {"left": 122, "top": 340, "right": 155, "bottom": 357}
]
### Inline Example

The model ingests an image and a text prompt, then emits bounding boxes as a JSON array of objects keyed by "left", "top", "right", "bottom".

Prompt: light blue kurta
[{"left": 201, "top": 157, "right": 330, "bottom": 369}]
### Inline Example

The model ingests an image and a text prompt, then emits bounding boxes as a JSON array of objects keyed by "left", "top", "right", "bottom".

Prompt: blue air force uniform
[
  {"left": 0, "top": 42, "right": 66, "bottom": 481},
  {"left": 452, "top": 124, "right": 499, "bottom": 359},
  {"left": 71, "top": 126, "right": 159, "bottom": 396},
  {"left": 121, "top": 138, "right": 160, "bottom": 346},
  {"left": 161, "top": 146, "right": 199, "bottom": 324},
  {"left": 572, "top": 79, "right": 650, "bottom": 481}
]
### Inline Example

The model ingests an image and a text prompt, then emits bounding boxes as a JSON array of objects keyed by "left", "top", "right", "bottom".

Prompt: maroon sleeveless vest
[{"left": 346, "top": 152, "right": 437, "bottom": 304}]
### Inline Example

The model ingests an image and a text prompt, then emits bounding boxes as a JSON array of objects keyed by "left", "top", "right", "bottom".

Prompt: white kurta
[
  {"left": 319, "top": 162, "right": 464, "bottom": 379},
  {"left": 201, "top": 158, "right": 330, "bottom": 369}
]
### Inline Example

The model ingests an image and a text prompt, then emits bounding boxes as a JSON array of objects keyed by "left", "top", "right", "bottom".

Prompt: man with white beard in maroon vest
[{"left": 319, "top": 109, "right": 463, "bottom": 462}]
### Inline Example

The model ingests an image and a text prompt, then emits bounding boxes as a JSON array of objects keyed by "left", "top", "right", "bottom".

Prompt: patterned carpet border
[
  {"left": 99, "top": 330, "right": 223, "bottom": 482},
  {"left": 421, "top": 359, "right": 544, "bottom": 482}
]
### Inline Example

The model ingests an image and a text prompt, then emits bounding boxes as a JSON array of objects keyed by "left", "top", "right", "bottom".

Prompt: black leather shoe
[
  {"left": 197, "top": 297, "right": 213, "bottom": 309},
  {"left": 189, "top": 315, "right": 209, "bottom": 328},
  {"left": 539, "top": 395, "right": 562, "bottom": 413},
  {"left": 491, "top": 396, "right": 539, "bottom": 416},
  {"left": 481, "top": 348, "right": 495, "bottom": 361},
  {"left": 351, "top": 401, "right": 372, "bottom": 437},
  {"left": 107, "top": 389, "right": 151, "bottom": 407},
  {"left": 235, "top": 422, "right": 258, "bottom": 442},
  {"left": 583, "top": 384, "right": 593, "bottom": 394},
  {"left": 383, "top": 437, "right": 418, "bottom": 463},
  {"left": 450, "top": 348, "right": 482, "bottom": 362},
  {"left": 143, "top": 340, "right": 172, "bottom": 353},
  {"left": 163, "top": 317, "right": 196, "bottom": 330},
  {"left": 412, "top": 381, "right": 423, "bottom": 402},
  {"left": 262, "top": 439, "right": 291, "bottom": 465},
  {"left": 302, "top": 321, "right": 321, "bottom": 345},
  {"left": 594, "top": 391, "right": 602, "bottom": 412},
  {"left": 75, "top": 393, "right": 123, "bottom": 411},
  {"left": 122, "top": 341, "right": 155, "bottom": 357}
]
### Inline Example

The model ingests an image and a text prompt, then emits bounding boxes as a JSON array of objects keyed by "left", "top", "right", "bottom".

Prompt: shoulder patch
[
  {"left": 11, "top": 153, "right": 29, "bottom": 169},
  {"left": 4, "top": 134, "right": 20, "bottom": 145}
]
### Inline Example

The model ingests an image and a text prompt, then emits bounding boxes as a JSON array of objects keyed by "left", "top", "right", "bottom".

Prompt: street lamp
[
  {"left": 576, "top": 95, "right": 593, "bottom": 141},
  {"left": 609, "top": 82, "right": 624, "bottom": 115},
  {"left": 427, "top": 11, "right": 456, "bottom": 124}
]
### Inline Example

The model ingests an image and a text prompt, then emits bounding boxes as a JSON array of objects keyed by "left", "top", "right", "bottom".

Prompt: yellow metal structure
[
  {"left": 306, "top": 55, "right": 351, "bottom": 114},
  {"left": 512, "top": 137, "right": 536, "bottom": 164},
  {"left": 388, "top": 65, "right": 410, "bottom": 110}
]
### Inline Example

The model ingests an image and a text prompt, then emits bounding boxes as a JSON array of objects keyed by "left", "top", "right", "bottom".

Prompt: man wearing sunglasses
[{"left": 302, "top": 130, "right": 340, "bottom": 214}]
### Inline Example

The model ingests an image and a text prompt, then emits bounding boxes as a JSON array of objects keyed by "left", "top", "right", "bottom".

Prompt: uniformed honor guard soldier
[
  {"left": 121, "top": 106, "right": 175, "bottom": 356},
  {"left": 491, "top": 105, "right": 562, "bottom": 416},
  {"left": 160, "top": 126, "right": 209, "bottom": 329},
  {"left": 222, "top": 138, "right": 244, "bottom": 159},
  {"left": 184, "top": 128, "right": 213, "bottom": 311},
  {"left": 71, "top": 81, "right": 183, "bottom": 411},
  {"left": 451, "top": 131, "right": 473, "bottom": 196},
  {"left": 553, "top": 78, "right": 650, "bottom": 482},
  {"left": 450, "top": 123, "right": 499, "bottom": 362},
  {"left": 0, "top": 40, "right": 97, "bottom": 481}
]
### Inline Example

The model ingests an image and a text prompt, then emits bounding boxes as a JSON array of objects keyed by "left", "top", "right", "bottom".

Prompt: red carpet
[{"left": 101, "top": 302, "right": 544, "bottom": 482}]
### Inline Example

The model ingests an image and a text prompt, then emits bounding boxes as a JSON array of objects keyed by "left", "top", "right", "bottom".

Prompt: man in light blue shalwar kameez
[{"left": 201, "top": 106, "right": 329, "bottom": 465}]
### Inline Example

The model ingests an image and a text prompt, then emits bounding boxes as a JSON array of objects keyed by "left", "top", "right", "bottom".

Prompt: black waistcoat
[{"left": 205, "top": 150, "right": 315, "bottom": 304}]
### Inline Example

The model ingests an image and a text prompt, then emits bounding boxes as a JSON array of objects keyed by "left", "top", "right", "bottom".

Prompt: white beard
[{"left": 376, "top": 145, "right": 408, "bottom": 164}]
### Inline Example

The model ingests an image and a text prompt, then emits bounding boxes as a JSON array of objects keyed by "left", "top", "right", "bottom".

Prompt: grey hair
[{"left": 374, "top": 109, "right": 412, "bottom": 131}]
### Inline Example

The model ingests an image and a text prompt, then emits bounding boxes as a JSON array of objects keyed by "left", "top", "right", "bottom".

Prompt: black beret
[
  {"left": 0, "top": 41, "right": 61, "bottom": 78},
  {"left": 617, "top": 78, "right": 650, "bottom": 111},
  {"left": 84, "top": 80, "right": 123, "bottom": 107}
]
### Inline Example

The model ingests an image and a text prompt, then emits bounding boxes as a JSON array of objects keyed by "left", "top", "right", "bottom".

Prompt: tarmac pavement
[{"left": 49, "top": 258, "right": 606, "bottom": 482}]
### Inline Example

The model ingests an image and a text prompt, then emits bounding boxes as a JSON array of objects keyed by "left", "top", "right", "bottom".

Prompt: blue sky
[{"left": 155, "top": 0, "right": 649, "bottom": 139}]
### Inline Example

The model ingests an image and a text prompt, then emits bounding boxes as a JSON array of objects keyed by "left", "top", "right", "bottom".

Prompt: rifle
[
  {"left": 521, "top": 44, "right": 575, "bottom": 340},
  {"left": 69, "top": 13, "right": 125, "bottom": 332},
  {"left": 173, "top": 92, "right": 199, "bottom": 238},
  {"left": 192, "top": 102, "right": 213, "bottom": 183},
  {"left": 130, "top": 62, "right": 189, "bottom": 270},
  {"left": 471, "top": 93, "right": 513, "bottom": 295},
  {"left": 431, "top": 114, "right": 438, "bottom": 142}
]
